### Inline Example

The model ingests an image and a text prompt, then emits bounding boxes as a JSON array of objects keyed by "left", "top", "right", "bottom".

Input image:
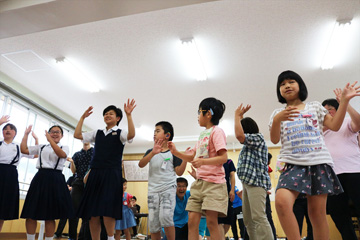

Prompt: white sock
[
  {"left": 108, "top": 235, "right": 115, "bottom": 240},
  {"left": 27, "top": 234, "right": 36, "bottom": 240},
  {"left": 45, "top": 237, "right": 53, "bottom": 240}
]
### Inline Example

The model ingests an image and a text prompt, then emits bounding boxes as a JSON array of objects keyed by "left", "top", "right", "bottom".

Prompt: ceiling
[{"left": 0, "top": 0, "right": 359, "bottom": 154}]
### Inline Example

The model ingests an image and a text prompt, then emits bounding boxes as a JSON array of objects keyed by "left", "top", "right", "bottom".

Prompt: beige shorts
[{"left": 185, "top": 179, "right": 228, "bottom": 217}]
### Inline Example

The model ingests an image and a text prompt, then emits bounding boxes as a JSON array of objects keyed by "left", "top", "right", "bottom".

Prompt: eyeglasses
[{"left": 49, "top": 131, "right": 61, "bottom": 134}]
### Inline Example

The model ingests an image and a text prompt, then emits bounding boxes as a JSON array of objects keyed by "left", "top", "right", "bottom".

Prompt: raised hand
[
  {"left": 24, "top": 125, "right": 33, "bottom": 135},
  {"left": 235, "top": 104, "right": 251, "bottom": 119},
  {"left": 45, "top": 130, "right": 52, "bottom": 142},
  {"left": 124, "top": 99, "right": 136, "bottom": 115},
  {"left": 333, "top": 88, "right": 342, "bottom": 102},
  {"left": 0, "top": 115, "right": 10, "bottom": 125},
  {"left": 82, "top": 106, "right": 93, "bottom": 119},
  {"left": 275, "top": 106, "right": 299, "bottom": 122},
  {"left": 152, "top": 139, "right": 163, "bottom": 154},
  {"left": 341, "top": 81, "right": 360, "bottom": 101},
  {"left": 167, "top": 141, "right": 177, "bottom": 154}
]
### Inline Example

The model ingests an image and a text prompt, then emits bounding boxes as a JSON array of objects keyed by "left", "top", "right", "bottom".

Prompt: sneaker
[{"left": 54, "top": 234, "right": 60, "bottom": 238}]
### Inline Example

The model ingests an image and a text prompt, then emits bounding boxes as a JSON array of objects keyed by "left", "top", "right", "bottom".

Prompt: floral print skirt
[{"left": 276, "top": 163, "right": 343, "bottom": 196}]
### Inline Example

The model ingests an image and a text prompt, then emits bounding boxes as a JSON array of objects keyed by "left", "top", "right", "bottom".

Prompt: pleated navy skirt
[
  {"left": 20, "top": 168, "right": 74, "bottom": 220},
  {"left": 77, "top": 168, "right": 123, "bottom": 220},
  {"left": 0, "top": 164, "right": 19, "bottom": 220}
]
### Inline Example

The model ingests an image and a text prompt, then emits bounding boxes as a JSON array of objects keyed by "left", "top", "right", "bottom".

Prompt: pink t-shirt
[
  {"left": 123, "top": 192, "right": 133, "bottom": 206},
  {"left": 324, "top": 118, "right": 360, "bottom": 174},
  {"left": 192, "top": 126, "right": 227, "bottom": 183}
]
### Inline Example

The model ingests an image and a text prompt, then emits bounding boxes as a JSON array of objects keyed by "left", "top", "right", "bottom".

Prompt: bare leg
[
  {"left": 0, "top": 220, "right": 4, "bottom": 232},
  {"left": 26, "top": 219, "right": 37, "bottom": 234},
  {"left": 223, "top": 224, "right": 230, "bottom": 238},
  {"left": 150, "top": 231, "right": 161, "bottom": 240},
  {"left": 307, "top": 194, "right": 329, "bottom": 240},
  {"left": 114, "top": 229, "right": 121, "bottom": 240},
  {"left": 164, "top": 226, "right": 175, "bottom": 240},
  {"left": 275, "top": 189, "right": 300, "bottom": 240},
  {"left": 103, "top": 216, "right": 115, "bottom": 237},
  {"left": 124, "top": 228, "right": 131, "bottom": 240},
  {"left": 218, "top": 224, "right": 225, "bottom": 240},
  {"left": 188, "top": 212, "right": 202, "bottom": 240},
  {"left": 44, "top": 220, "right": 55, "bottom": 237},
  {"left": 206, "top": 210, "right": 221, "bottom": 240},
  {"left": 89, "top": 216, "right": 101, "bottom": 240}
]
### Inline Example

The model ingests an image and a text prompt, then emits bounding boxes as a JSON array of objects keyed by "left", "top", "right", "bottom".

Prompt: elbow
[
  {"left": 235, "top": 135, "right": 245, "bottom": 144},
  {"left": 270, "top": 138, "right": 279, "bottom": 144}
]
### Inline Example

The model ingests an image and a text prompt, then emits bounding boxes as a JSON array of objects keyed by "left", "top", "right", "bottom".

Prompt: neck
[
  {"left": 161, "top": 141, "right": 169, "bottom": 151},
  {"left": 3, "top": 138, "right": 13, "bottom": 144},
  {"left": 204, "top": 123, "right": 214, "bottom": 129},
  {"left": 286, "top": 99, "right": 303, "bottom": 107},
  {"left": 106, "top": 124, "right": 116, "bottom": 130},
  {"left": 177, "top": 194, "right": 184, "bottom": 200}
]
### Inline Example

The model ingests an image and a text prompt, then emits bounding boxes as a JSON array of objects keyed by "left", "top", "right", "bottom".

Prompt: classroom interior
[{"left": 0, "top": 0, "right": 360, "bottom": 239}]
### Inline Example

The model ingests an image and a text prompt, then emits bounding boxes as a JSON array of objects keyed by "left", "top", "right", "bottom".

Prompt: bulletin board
[{"left": 123, "top": 160, "right": 149, "bottom": 182}]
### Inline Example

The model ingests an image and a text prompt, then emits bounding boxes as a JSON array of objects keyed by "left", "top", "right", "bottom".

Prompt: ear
[{"left": 166, "top": 133, "right": 170, "bottom": 139}]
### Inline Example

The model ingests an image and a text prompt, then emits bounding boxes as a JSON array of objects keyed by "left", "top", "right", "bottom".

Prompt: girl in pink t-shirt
[{"left": 168, "top": 97, "right": 228, "bottom": 240}]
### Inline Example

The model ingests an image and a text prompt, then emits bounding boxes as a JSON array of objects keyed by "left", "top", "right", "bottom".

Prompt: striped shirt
[
  {"left": 269, "top": 101, "right": 333, "bottom": 167},
  {"left": 237, "top": 133, "right": 271, "bottom": 190}
]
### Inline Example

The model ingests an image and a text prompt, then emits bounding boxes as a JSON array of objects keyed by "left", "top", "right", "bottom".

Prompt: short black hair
[
  {"left": 241, "top": 117, "right": 259, "bottom": 134},
  {"left": 103, "top": 105, "right": 123, "bottom": 126},
  {"left": 199, "top": 97, "right": 226, "bottom": 125},
  {"left": 2, "top": 123, "right": 17, "bottom": 137},
  {"left": 322, "top": 98, "right": 339, "bottom": 110},
  {"left": 176, "top": 177, "right": 188, "bottom": 187},
  {"left": 277, "top": 70, "right": 308, "bottom": 104},
  {"left": 132, "top": 196, "right": 137, "bottom": 201},
  {"left": 122, "top": 178, "right": 127, "bottom": 183},
  {"left": 49, "top": 125, "right": 64, "bottom": 135},
  {"left": 155, "top": 121, "right": 174, "bottom": 141}
]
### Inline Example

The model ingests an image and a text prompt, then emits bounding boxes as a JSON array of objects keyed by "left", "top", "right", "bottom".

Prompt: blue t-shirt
[
  {"left": 232, "top": 186, "right": 242, "bottom": 208},
  {"left": 174, "top": 190, "right": 190, "bottom": 228}
]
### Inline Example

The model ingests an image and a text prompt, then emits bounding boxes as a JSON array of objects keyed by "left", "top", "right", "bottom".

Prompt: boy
[
  {"left": 138, "top": 121, "right": 186, "bottom": 240},
  {"left": 74, "top": 99, "right": 136, "bottom": 240}
]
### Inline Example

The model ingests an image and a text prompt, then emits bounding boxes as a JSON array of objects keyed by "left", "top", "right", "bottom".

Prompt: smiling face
[
  {"left": 279, "top": 79, "right": 300, "bottom": 102},
  {"left": 176, "top": 181, "right": 187, "bottom": 198},
  {"left": 324, "top": 104, "right": 337, "bottom": 117},
  {"left": 103, "top": 109, "right": 120, "bottom": 127},
  {"left": 2, "top": 125, "right": 16, "bottom": 142},
  {"left": 49, "top": 126, "right": 63, "bottom": 143}
]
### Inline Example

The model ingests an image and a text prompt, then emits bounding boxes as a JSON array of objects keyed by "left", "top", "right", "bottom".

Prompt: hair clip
[{"left": 209, "top": 108, "right": 214, "bottom": 115}]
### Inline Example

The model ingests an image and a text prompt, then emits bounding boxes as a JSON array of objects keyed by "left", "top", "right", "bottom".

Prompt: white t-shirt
[
  {"left": 269, "top": 101, "right": 333, "bottom": 166},
  {"left": 29, "top": 143, "right": 69, "bottom": 170},
  {"left": 0, "top": 141, "right": 34, "bottom": 166}
]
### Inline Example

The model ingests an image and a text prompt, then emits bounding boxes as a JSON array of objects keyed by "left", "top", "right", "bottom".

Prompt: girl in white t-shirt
[{"left": 269, "top": 70, "right": 360, "bottom": 240}]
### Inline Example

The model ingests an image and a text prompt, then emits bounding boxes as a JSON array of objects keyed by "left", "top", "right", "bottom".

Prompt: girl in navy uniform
[
  {"left": 74, "top": 99, "right": 136, "bottom": 240},
  {"left": 20, "top": 125, "right": 73, "bottom": 240},
  {"left": 0, "top": 116, "right": 38, "bottom": 232}
]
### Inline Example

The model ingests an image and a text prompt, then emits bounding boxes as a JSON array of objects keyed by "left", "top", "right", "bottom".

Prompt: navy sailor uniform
[
  {"left": 0, "top": 141, "right": 21, "bottom": 220},
  {"left": 77, "top": 126, "right": 129, "bottom": 220},
  {"left": 20, "top": 143, "right": 74, "bottom": 220}
]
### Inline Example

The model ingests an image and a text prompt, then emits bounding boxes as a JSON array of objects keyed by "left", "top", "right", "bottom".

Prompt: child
[
  {"left": 234, "top": 104, "right": 273, "bottom": 240},
  {"left": 74, "top": 99, "right": 136, "bottom": 240},
  {"left": 168, "top": 97, "right": 228, "bottom": 240},
  {"left": 0, "top": 116, "right": 38, "bottom": 232},
  {"left": 21, "top": 125, "right": 72, "bottom": 240},
  {"left": 114, "top": 178, "right": 136, "bottom": 240},
  {"left": 269, "top": 70, "right": 360, "bottom": 240},
  {"left": 138, "top": 121, "right": 187, "bottom": 240}
]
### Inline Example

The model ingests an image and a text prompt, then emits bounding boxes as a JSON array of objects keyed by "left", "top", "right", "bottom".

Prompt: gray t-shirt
[{"left": 144, "top": 149, "right": 182, "bottom": 193}]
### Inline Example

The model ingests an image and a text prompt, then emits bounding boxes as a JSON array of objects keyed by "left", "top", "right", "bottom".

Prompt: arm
[
  {"left": 191, "top": 149, "right": 228, "bottom": 168},
  {"left": 68, "top": 157, "right": 76, "bottom": 174},
  {"left": 334, "top": 88, "right": 360, "bottom": 132},
  {"left": 174, "top": 157, "right": 187, "bottom": 176},
  {"left": 229, "top": 171, "right": 235, "bottom": 202},
  {"left": 270, "top": 107, "right": 299, "bottom": 144},
  {"left": 188, "top": 165, "right": 197, "bottom": 179},
  {"left": 45, "top": 130, "right": 67, "bottom": 158},
  {"left": 124, "top": 99, "right": 136, "bottom": 140},
  {"left": 234, "top": 104, "right": 251, "bottom": 143},
  {"left": 138, "top": 139, "right": 163, "bottom": 168},
  {"left": 168, "top": 141, "right": 196, "bottom": 162},
  {"left": 237, "top": 190, "right": 243, "bottom": 199},
  {"left": 74, "top": 106, "right": 93, "bottom": 140},
  {"left": 20, "top": 125, "right": 32, "bottom": 155},
  {"left": 324, "top": 82, "right": 360, "bottom": 131}
]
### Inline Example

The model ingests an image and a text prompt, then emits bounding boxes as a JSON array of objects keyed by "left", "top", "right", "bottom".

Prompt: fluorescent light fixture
[
  {"left": 321, "top": 19, "right": 352, "bottom": 70},
  {"left": 55, "top": 57, "right": 100, "bottom": 93},
  {"left": 180, "top": 38, "right": 207, "bottom": 81}
]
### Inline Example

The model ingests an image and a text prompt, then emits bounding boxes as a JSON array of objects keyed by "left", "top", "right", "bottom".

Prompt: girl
[
  {"left": 168, "top": 97, "right": 228, "bottom": 240},
  {"left": 74, "top": 99, "right": 136, "bottom": 240},
  {"left": 0, "top": 116, "right": 38, "bottom": 232},
  {"left": 269, "top": 70, "right": 360, "bottom": 240},
  {"left": 20, "top": 125, "right": 73, "bottom": 240},
  {"left": 114, "top": 178, "right": 136, "bottom": 240}
]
